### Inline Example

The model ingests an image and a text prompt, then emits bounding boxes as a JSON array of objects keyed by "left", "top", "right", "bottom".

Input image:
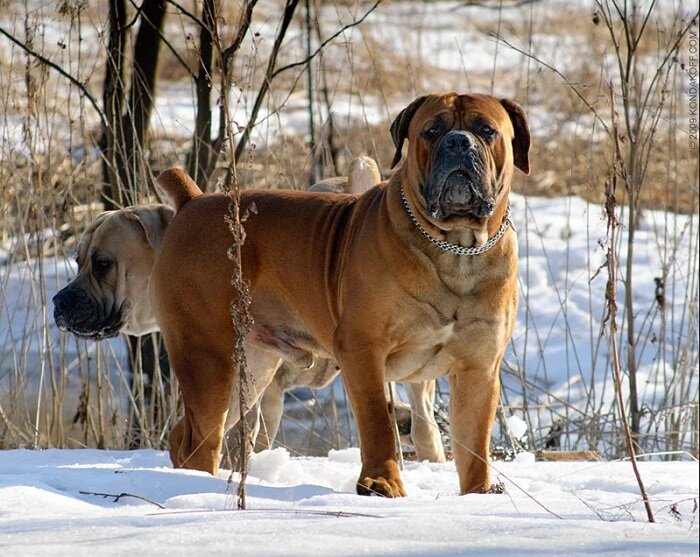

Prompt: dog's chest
[
  {"left": 385, "top": 270, "right": 515, "bottom": 381},
  {"left": 383, "top": 299, "right": 507, "bottom": 382},
  {"left": 384, "top": 321, "right": 457, "bottom": 382}
]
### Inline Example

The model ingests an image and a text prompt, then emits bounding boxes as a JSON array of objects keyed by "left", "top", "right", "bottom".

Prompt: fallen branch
[
  {"left": 79, "top": 491, "right": 166, "bottom": 509},
  {"left": 146, "top": 507, "right": 382, "bottom": 518}
]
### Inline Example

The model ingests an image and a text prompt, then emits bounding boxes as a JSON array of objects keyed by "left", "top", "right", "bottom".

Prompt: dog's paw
[{"left": 356, "top": 475, "right": 407, "bottom": 498}]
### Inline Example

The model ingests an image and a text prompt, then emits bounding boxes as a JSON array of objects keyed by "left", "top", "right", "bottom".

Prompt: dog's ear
[
  {"left": 390, "top": 95, "right": 431, "bottom": 169},
  {"left": 500, "top": 98, "right": 530, "bottom": 175},
  {"left": 123, "top": 205, "right": 175, "bottom": 252}
]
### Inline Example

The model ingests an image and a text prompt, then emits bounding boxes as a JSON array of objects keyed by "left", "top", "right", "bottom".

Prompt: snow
[
  {"left": 0, "top": 448, "right": 697, "bottom": 556},
  {"left": 3, "top": 192, "right": 693, "bottom": 552},
  {"left": 506, "top": 415, "right": 528, "bottom": 440},
  {"left": 503, "top": 195, "right": 698, "bottom": 452}
]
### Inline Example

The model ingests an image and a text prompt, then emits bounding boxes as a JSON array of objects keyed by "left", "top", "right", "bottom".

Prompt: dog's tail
[
  {"left": 347, "top": 155, "right": 381, "bottom": 195},
  {"left": 156, "top": 167, "right": 203, "bottom": 211}
]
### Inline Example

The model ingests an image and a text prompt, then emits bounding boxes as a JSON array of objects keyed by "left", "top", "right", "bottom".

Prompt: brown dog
[
  {"left": 153, "top": 92, "right": 529, "bottom": 496},
  {"left": 52, "top": 179, "right": 443, "bottom": 464}
]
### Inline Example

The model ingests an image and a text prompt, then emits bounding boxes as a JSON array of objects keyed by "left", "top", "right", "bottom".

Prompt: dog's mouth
[
  {"left": 56, "top": 315, "right": 124, "bottom": 341},
  {"left": 54, "top": 291, "right": 126, "bottom": 341},
  {"left": 426, "top": 170, "right": 495, "bottom": 221},
  {"left": 65, "top": 322, "right": 123, "bottom": 341}
]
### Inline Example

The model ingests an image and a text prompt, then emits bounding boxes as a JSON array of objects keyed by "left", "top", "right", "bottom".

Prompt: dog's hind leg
[
  {"left": 405, "top": 380, "right": 446, "bottom": 462},
  {"left": 169, "top": 347, "right": 234, "bottom": 475}
]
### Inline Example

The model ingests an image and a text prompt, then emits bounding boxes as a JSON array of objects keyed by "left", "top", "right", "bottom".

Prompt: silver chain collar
[{"left": 400, "top": 187, "right": 514, "bottom": 256}]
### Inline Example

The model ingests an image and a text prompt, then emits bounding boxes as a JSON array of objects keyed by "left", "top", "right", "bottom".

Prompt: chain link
[{"left": 400, "top": 187, "right": 514, "bottom": 256}]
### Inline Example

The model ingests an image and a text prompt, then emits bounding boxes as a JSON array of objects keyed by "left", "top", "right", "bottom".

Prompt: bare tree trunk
[
  {"left": 100, "top": 0, "right": 126, "bottom": 210},
  {"left": 187, "top": 0, "right": 215, "bottom": 188},
  {"left": 119, "top": 0, "right": 167, "bottom": 444},
  {"left": 99, "top": 0, "right": 167, "bottom": 448},
  {"left": 305, "top": 0, "right": 320, "bottom": 185},
  {"left": 625, "top": 153, "right": 641, "bottom": 436},
  {"left": 116, "top": 0, "right": 166, "bottom": 206}
]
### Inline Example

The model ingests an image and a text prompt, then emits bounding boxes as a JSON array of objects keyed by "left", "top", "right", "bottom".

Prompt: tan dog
[
  {"left": 308, "top": 155, "right": 381, "bottom": 194},
  {"left": 153, "top": 92, "right": 529, "bottom": 496},
  {"left": 253, "top": 363, "right": 445, "bottom": 463},
  {"left": 53, "top": 205, "right": 174, "bottom": 339}
]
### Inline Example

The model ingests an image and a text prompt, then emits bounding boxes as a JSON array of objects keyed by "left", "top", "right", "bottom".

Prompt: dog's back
[{"left": 153, "top": 170, "right": 388, "bottom": 362}]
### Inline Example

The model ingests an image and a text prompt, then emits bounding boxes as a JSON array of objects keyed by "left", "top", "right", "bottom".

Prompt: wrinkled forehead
[
  {"left": 76, "top": 224, "right": 99, "bottom": 264},
  {"left": 75, "top": 212, "right": 119, "bottom": 263},
  {"left": 414, "top": 93, "right": 512, "bottom": 133}
]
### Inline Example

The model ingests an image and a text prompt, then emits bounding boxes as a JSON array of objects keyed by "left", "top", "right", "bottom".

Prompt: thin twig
[
  {"left": 79, "top": 490, "right": 167, "bottom": 509},
  {"left": 147, "top": 507, "right": 382, "bottom": 518},
  {"left": 492, "top": 32, "right": 610, "bottom": 135},
  {"left": 270, "top": 1, "right": 382, "bottom": 80},
  {"left": 604, "top": 86, "right": 655, "bottom": 524}
]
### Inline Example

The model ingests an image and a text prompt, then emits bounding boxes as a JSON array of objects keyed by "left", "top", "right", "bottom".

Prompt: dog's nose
[
  {"left": 442, "top": 131, "right": 474, "bottom": 153},
  {"left": 53, "top": 289, "right": 76, "bottom": 315}
]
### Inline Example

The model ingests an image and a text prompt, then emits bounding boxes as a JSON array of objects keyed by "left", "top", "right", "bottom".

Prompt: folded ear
[
  {"left": 500, "top": 98, "right": 531, "bottom": 175},
  {"left": 390, "top": 95, "right": 431, "bottom": 168},
  {"left": 122, "top": 204, "right": 175, "bottom": 252}
]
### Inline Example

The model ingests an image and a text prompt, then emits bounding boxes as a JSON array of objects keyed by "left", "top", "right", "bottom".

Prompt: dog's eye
[
  {"left": 422, "top": 124, "right": 443, "bottom": 141},
  {"left": 92, "top": 258, "right": 112, "bottom": 278},
  {"left": 477, "top": 124, "right": 497, "bottom": 140}
]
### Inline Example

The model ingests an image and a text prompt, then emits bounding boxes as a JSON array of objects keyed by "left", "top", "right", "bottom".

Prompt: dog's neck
[{"left": 391, "top": 173, "right": 513, "bottom": 257}]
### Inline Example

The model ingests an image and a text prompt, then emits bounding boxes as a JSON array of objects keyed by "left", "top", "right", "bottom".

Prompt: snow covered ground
[{"left": 0, "top": 448, "right": 697, "bottom": 556}]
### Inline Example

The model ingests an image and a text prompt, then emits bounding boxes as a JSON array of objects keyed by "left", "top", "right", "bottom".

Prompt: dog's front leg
[
  {"left": 335, "top": 335, "right": 405, "bottom": 497},
  {"left": 449, "top": 366, "right": 500, "bottom": 494}
]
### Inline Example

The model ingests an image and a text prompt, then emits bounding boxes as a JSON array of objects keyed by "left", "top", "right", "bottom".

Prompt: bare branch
[
  {"left": 492, "top": 33, "right": 611, "bottom": 136},
  {"left": 0, "top": 25, "right": 107, "bottom": 128},
  {"left": 127, "top": 0, "right": 195, "bottom": 80},
  {"left": 271, "top": 0, "right": 382, "bottom": 80},
  {"left": 234, "top": 0, "right": 300, "bottom": 163},
  {"left": 79, "top": 491, "right": 166, "bottom": 509}
]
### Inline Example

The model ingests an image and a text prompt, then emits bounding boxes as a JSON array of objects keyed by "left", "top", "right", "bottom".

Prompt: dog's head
[
  {"left": 390, "top": 93, "right": 529, "bottom": 231},
  {"left": 53, "top": 204, "right": 173, "bottom": 340}
]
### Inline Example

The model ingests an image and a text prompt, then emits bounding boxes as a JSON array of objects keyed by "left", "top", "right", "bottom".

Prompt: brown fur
[{"left": 153, "top": 93, "right": 529, "bottom": 496}]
